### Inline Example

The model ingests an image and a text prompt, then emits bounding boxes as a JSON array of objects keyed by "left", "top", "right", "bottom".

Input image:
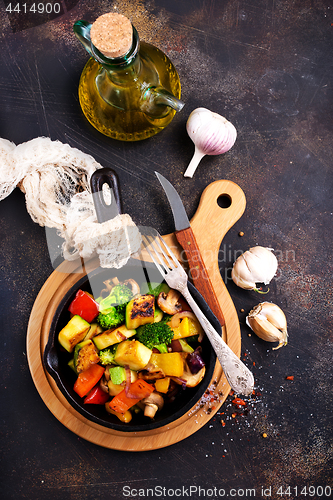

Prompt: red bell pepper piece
[
  {"left": 74, "top": 364, "right": 105, "bottom": 398},
  {"left": 109, "top": 379, "right": 154, "bottom": 414},
  {"left": 84, "top": 383, "right": 109, "bottom": 405},
  {"left": 68, "top": 289, "right": 99, "bottom": 323}
]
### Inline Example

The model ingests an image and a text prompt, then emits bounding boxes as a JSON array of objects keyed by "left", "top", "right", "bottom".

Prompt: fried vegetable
[
  {"left": 109, "top": 366, "right": 126, "bottom": 385},
  {"left": 149, "top": 352, "right": 184, "bottom": 377},
  {"left": 58, "top": 315, "right": 90, "bottom": 353},
  {"left": 125, "top": 294, "right": 155, "bottom": 330},
  {"left": 84, "top": 384, "right": 109, "bottom": 405},
  {"left": 98, "top": 284, "right": 133, "bottom": 312},
  {"left": 96, "top": 307, "right": 125, "bottom": 329},
  {"left": 105, "top": 404, "right": 133, "bottom": 423},
  {"left": 140, "top": 282, "right": 170, "bottom": 297},
  {"left": 73, "top": 364, "right": 105, "bottom": 398},
  {"left": 114, "top": 340, "right": 152, "bottom": 371},
  {"left": 108, "top": 379, "right": 154, "bottom": 414},
  {"left": 107, "top": 368, "right": 137, "bottom": 395},
  {"left": 157, "top": 289, "right": 182, "bottom": 315},
  {"left": 154, "top": 377, "right": 170, "bottom": 394},
  {"left": 84, "top": 322, "right": 103, "bottom": 340},
  {"left": 68, "top": 290, "right": 99, "bottom": 323},
  {"left": 93, "top": 324, "right": 136, "bottom": 350},
  {"left": 73, "top": 339, "right": 100, "bottom": 373},
  {"left": 142, "top": 392, "right": 164, "bottom": 418},
  {"left": 169, "top": 316, "right": 203, "bottom": 340},
  {"left": 135, "top": 321, "right": 173, "bottom": 351},
  {"left": 173, "top": 363, "right": 206, "bottom": 388},
  {"left": 98, "top": 345, "right": 117, "bottom": 365}
]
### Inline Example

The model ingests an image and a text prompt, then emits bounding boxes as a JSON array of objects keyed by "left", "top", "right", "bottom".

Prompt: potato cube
[{"left": 114, "top": 340, "right": 152, "bottom": 371}]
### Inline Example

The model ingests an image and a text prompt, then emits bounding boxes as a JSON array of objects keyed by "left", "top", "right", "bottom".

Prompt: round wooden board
[{"left": 26, "top": 180, "right": 246, "bottom": 451}]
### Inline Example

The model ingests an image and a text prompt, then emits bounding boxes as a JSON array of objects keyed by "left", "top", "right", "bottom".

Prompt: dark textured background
[{"left": 0, "top": 1, "right": 332, "bottom": 498}]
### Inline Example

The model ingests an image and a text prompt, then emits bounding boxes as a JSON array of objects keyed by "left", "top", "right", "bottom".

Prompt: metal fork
[{"left": 141, "top": 227, "right": 254, "bottom": 396}]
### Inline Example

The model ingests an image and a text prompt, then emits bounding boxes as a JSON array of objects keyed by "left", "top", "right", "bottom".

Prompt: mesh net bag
[{"left": 0, "top": 137, "right": 141, "bottom": 268}]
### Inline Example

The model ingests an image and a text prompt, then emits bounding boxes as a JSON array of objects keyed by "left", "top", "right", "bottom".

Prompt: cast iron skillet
[{"left": 43, "top": 168, "right": 221, "bottom": 432}]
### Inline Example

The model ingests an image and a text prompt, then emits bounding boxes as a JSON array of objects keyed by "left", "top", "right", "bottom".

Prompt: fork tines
[{"left": 140, "top": 227, "right": 179, "bottom": 276}]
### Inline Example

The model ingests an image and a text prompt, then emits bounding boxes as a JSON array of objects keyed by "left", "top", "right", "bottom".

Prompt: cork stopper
[{"left": 90, "top": 13, "right": 133, "bottom": 58}]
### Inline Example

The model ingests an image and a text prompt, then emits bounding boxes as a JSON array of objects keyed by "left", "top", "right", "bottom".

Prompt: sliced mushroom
[
  {"left": 100, "top": 277, "right": 140, "bottom": 298},
  {"left": 100, "top": 279, "right": 115, "bottom": 297},
  {"left": 138, "top": 363, "right": 165, "bottom": 381},
  {"left": 157, "top": 289, "right": 182, "bottom": 315},
  {"left": 122, "top": 279, "right": 140, "bottom": 296},
  {"left": 172, "top": 363, "right": 206, "bottom": 388},
  {"left": 99, "top": 375, "right": 109, "bottom": 393},
  {"left": 142, "top": 392, "right": 164, "bottom": 418},
  {"left": 103, "top": 365, "right": 114, "bottom": 382}
]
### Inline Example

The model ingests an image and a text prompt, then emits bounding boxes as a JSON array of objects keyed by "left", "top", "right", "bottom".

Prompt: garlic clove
[
  {"left": 184, "top": 108, "right": 237, "bottom": 178},
  {"left": 231, "top": 246, "right": 278, "bottom": 291},
  {"left": 231, "top": 255, "right": 257, "bottom": 289},
  {"left": 246, "top": 302, "right": 288, "bottom": 350},
  {"left": 244, "top": 246, "right": 278, "bottom": 285},
  {"left": 259, "top": 302, "right": 287, "bottom": 331}
]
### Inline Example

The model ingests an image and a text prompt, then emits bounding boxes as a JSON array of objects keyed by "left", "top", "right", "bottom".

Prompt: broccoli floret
[
  {"left": 160, "top": 314, "right": 173, "bottom": 324},
  {"left": 99, "top": 345, "right": 117, "bottom": 365},
  {"left": 97, "top": 307, "right": 125, "bottom": 329},
  {"left": 136, "top": 321, "right": 174, "bottom": 350},
  {"left": 98, "top": 285, "right": 133, "bottom": 313},
  {"left": 140, "top": 282, "right": 170, "bottom": 297}
]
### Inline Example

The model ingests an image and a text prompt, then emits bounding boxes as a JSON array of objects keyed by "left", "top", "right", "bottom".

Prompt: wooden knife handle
[{"left": 175, "top": 227, "right": 225, "bottom": 326}]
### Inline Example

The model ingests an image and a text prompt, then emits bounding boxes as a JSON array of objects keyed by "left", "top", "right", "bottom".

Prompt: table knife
[{"left": 155, "top": 171, "right": 225, "bottom": 326}]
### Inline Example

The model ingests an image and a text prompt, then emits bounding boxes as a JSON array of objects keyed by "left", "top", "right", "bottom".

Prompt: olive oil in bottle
[{"left": 74, "top": 13, "right": 184, "bottom": 141}]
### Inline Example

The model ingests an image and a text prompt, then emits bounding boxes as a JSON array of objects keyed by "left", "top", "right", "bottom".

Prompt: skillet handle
[{"left": 90, "top": 168, "right": 123, "bottom": 223}]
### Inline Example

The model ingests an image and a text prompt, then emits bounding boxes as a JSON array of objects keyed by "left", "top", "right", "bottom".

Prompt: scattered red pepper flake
[
  {"left": 286, "top": 375, "right": 294, "bottom": 381},
  {"left": 229, "top": 390, "right": 234, "bottom": 396},
  {"left": 244, "top": 352, "right": 247, "bottom": 356},
  {"left": 232, "top": 397, "right": 246, "bottom": 406},
  {"left": 253, "top": 361, "right": 255, "bottom": 366},
  {"left": 221, "top": 420, "right": 226, "bottom": 427},
  {"left": 231, "top": 413, "right": 237, "bottom": 418}
]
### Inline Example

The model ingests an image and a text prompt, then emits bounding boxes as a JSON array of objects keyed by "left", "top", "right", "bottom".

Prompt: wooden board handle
[
  {"left": 190, "top": 179, "right": 246, "bottom": 310},
  {"left": 191, "top": 179, "right": 246, "bottom": 248}
]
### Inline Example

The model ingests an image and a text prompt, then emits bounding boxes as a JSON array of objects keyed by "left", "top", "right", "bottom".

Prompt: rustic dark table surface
[{"left": 1, "top": 1, "right": 332, "bottom": 499}]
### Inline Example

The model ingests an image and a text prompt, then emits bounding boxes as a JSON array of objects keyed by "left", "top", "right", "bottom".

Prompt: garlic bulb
[
  {"left": 246, "top": 302, "right": 288, "bottom": 350},
  {"left": 231, "top": 246, "right": 278, "bottom": 291},
  {"left": 184, "top": 108, "right": 237, "bottom": 178}
]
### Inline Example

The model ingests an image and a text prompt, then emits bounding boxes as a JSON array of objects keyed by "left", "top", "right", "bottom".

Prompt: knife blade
[{"left": 155, "top": 171, "right": 225, "bottom": 326}]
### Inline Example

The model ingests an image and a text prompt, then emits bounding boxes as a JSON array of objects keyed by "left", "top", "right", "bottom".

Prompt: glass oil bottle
[{"left": 74, "top": 14, "right": 184, "bottom": 141}]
